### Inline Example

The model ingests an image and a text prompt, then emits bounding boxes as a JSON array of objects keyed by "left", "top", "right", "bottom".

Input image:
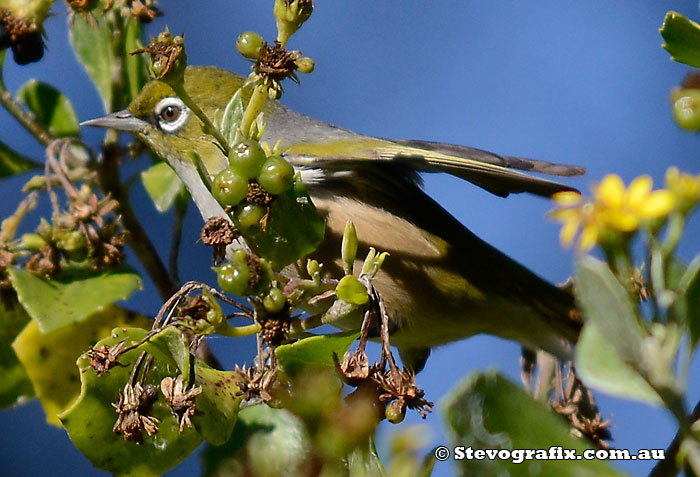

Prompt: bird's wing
[
  {"left": 284, "top": 137, "right": 583, "bottom": 198},
  {"left": 263, "top": 103, "right": 584, "bottom": 198}
]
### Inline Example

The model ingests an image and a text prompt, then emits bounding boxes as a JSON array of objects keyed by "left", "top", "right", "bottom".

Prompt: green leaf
[
  {"left": 138, "top": 326, "right": 190, "bottom": 378},
  {"left": 220, "top": 89, "right": 245, "bottom": 146},
  {"left": 0, "top": 294, "right": 34, "bottom": 407},
  {"left": 683, "top": 252, "right": 700, "bottom": 347},
  {"left": 276, "top": 331, "right": 360, "bottom": 377},
  {"left": 348, "top": 437, "right": 388, "bottom": 477},
  {"left": 70, "top": 16, "right": 146, "bottom": 110},
  {"left": 192, "top": 364, "right": 243, "bottom": 445},
  {"left": 8, "top": 266, "right": 142, "bottom": 333},
  {"left": 242, "top": 176, "right": 325, "bottom": 270},
  {"left": 12, "top": 305, "right": 152, "bottom": 425},
  {"left": 336, "top": 275, "right": 369, "bottom": 305},
  {"left": 141, "top": 162, "right": 188, "bottom": 212},
  {"left": 441, "top": 371, "right": 623, "bottom": 476},
  {"left": 201, "top": 404, "right": 311, "bottom": 477},
  {"left": 16, "top": 80, "right": 79, "bottom": 137},
  {"left": 0, "top": 140, "right": 38, "bottom": 179},
  {"left": 123, "top": 19, "right": 148, "bottom": 104},
  {"left": 575, "top": 255, "right": 644, "bottom": 363},
  {"left": 60, "top": 327, "right": 202, "bottom": 476},
  {"left": 70, "top": 14, "right": 116, "bottom": 111},
  {"left": 661, "top": 12, "right": 700, "bottom": 68},
  {"left": 576, "top": 321, "right": 661, "bottom": 405}
]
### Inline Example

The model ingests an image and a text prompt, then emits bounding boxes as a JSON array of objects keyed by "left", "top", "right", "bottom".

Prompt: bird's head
[
  {"left": 82, "top": 66, "right": 248, "bottom": 176},
  {"left": 82, "top": 67, "right": 253, "bottom": 220}
]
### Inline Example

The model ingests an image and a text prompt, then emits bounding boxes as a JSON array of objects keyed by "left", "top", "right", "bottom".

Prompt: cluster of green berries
[
  {"left": 214, "top": 249, "right": 286, "bottom": 314},
  {"left": 211, "top": 138, "right": 295, "bottom": 230},
  {"left": 21, "top": 224, "right": 88, "bottom": 262},
  {"left": 236, "top": 31, "right": 314, "bottom": 74}
]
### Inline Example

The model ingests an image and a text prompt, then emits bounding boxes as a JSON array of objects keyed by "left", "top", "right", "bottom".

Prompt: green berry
[
  {"left": 237, "top": 203, "right": 267, "bottom": 229},
  {"left": 385, "top": 400, "right": 406, "bottom": 424},
  {"left": 215, "top": 260, "right": 251, "bottom": 296},
  {"left": 263, "top": 288, "right": 287, "bottom": 314},
  {"left": 212, "top": 167, "right": 248, "bottom": 207},
  {"left": 236, "top": 31, "right": 264, "bottom": 60},
  {"left": 295, "top": 57, "right": 314, "bottom": 74},
  {"left": 57, "top": 230, "right": 89, "bottom": 262},
  {"left": 673, "top": 89, "right": 700, "bottom": 131},
  {"left": 20, "top": 233, "right": 46, "bottom": 251},
  {"left": 257, "top": 155, "right": 295, "bottom": 195},
  {"left": 228, "top": 139, "right": 267, "bottom": 179}
]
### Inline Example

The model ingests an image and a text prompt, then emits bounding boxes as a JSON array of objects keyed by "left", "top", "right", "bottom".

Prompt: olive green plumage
[{"left": 83, "top": 65, "right": 583, "bottom": 369}]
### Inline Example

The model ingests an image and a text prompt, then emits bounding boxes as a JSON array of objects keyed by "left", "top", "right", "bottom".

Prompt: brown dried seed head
[
  {"left": 246, "top": 181, "right": 273, "bottom": 207},
  {"left": 200, "top": 216, "right": 237, "bottom": 263}
]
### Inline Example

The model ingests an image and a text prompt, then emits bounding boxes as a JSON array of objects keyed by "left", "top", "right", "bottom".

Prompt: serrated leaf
[
  {"left": 576, "top": 321, "right": 661, "bottom": 405},
  {"left": 242, "top": 176, "right": 325, "bottom": 270},
  {"left": 8, "top": 266, "right": 142, "bottom": 333},
  {"left": 0, "top": 140, "right": 38, "bottom": 179},
  {"left": 193, "top": 365, "right": 242, "bottom": 445},
  {"left": 661, "top": 12, "right": 700, "bottom": 68},
  {"left": 575, "top": 255, "right": 644, "bottom": 363},
  {"left": 141, "top": 161, "right": 188, "bottom": 212},
  {"left": 12, "top": 305, "right": 152, "bottom": 425},
  {"left": 16, "top": 79, "right": 79, "bottom": 137},
  {"left": 276, "top": 331, "right": 360, "bottom": 377},
  {"left": 0, "top": 295, "right": 34, "bottom": 407},
  {"left": 220, "top": 89, "right": 245, "bottom": 146},
  {"left": 201, "top": 404, "right": 311, "bottom": 477},
  {"left": 336, "top": 275, "right": 369, "bottom": 305},
  {"left": 441, "top": 371, "right": 622, "bottom": 476},
  {"left": 60, "top": 327, "right": 201, "bottom": 476}
]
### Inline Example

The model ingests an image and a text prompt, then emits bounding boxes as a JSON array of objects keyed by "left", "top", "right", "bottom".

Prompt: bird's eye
[
  {"left": 154, "top": 97, "right": 190, "bottom": 134},
  {"left": 160, "top": 105, "right": 180, "bottom": 122}
]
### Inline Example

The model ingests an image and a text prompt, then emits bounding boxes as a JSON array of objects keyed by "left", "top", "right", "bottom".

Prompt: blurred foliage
[{"left": 0, "top": 1, "right": 699, "bottom": 476}]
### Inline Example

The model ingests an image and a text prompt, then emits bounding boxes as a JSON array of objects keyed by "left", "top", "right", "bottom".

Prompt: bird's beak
[{"left": 80, "top": 109, "right": 149, "bottom": 132}]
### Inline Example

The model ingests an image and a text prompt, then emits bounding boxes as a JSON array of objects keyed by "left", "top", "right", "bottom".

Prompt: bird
[{"left": 83, "top": 65, "right": 584, "bottom": 371}]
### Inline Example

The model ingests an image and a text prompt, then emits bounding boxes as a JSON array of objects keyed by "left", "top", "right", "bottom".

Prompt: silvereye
[{"left": 83, "top": 66, "right": 584, "bottom": 370}]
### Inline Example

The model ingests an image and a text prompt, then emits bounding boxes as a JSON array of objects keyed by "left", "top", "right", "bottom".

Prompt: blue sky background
[{"left": 1, "top": 1, "right": 699, "bottom": 475}]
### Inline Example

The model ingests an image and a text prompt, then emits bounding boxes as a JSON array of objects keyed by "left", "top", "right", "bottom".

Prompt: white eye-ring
[{"left": 154, "top": 97, "right": 190, "bottom": 133}]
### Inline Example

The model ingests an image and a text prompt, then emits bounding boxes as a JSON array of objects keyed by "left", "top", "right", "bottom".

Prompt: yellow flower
[
  {"left": 594, "top": 174, "right": 675, "bottom": 232},
  {"left": 550, "top": 174, "right": 675, "bottom": 251},
  {"left": 550, "top": 192, "right": 600, "bottom": 252},
  {"left": 665, "top": 167, "right": 700, "bottom": 214}
]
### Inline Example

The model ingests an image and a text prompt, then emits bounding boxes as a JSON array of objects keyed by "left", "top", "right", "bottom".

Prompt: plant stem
[
  {"left": 239, "top": 84, "right": 267, "bottom": 139},
  {"left": 649, "top": 399, "right": 700, "bottom": 477},
  {"left": 97, "top": 134, "right": 178, "bottom": 300},
  {"left": 0, "top": 70, "right": 54, "bottom": 147},
  {"left": 169, "top": 201, "right": 187, "bottom": 284},
  {"left": 217, "top": 322, "right": 261, "bottom": 337},
  {"left": 173, "top": 84, "right": 230, "bottom": 156}
]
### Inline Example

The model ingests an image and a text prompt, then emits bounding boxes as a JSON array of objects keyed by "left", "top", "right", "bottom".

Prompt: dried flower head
[
  {"left": 84, "top": 340, "right": 128, "bottom": 376},
  {"left": 113, "top": 383, "right": 160, "bottom": 444},
  {"left": 374, "top": 367, "right": 433, "bottom": 419},
  {"left": 200, "top": 216, "right": 236, "bottom": 263},
  {"left": 161, "top": 375, "right": 201, "bottom": 432}
]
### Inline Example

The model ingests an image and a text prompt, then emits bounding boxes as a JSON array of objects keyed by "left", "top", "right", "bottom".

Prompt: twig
[
  {"left": 97, "top": 133, "right": 178, "bottom": 300},
  {"left": 0, "top": 70, "right": 54, "bottom": 147},
  {"left": 169, "top": 201, "right": 187, "bottom": 284},
  {"left": 649, "top": 400, "right": 700, "bottom": 477}
]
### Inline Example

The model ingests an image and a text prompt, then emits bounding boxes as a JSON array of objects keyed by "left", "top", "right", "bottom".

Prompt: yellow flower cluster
[{"left": 550, "top": 172, "right": 686, "bottom": 251}]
